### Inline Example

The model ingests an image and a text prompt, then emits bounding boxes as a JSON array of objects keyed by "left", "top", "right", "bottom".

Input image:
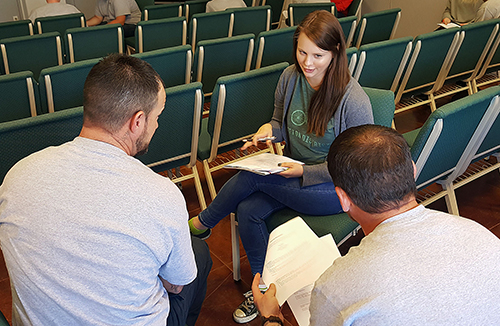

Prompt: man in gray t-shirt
[
  {"left": 0, "top": 54, "right": 212, "bottom": 326},
  {"left": 87, "top": 0, "right": 141, "bottom": 37},
  {"left": 251, "top": 125, "right": 500, "bottom": 326}
]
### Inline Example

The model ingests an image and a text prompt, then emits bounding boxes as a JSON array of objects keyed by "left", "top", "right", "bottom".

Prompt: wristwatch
[{"left": 261, "top": 315, "right": 284, "bottom": 326}]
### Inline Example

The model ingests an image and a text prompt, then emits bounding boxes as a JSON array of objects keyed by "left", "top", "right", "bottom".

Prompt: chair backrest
[
  {"left": 66, "top": 24, "right": 124, "bottom": 63},
  {"left": 38, "top": 58, "right": 100, "bottom": 114},
  {"left": 1, "top": 32, "right": 63, "bottom": 81},
  {"left": 288, "top": 3, "right": 336, "bottom": 26},
  {"left": 354, "top": 8, "right": 401, "bottom": 48},
  {"left": 0, "top": 106, "right": 83, "bottom": 184},
  {"left": 193, "top": 34, "right": 254, "bottom": 94},
  {"left": 133, "top": 44, "right": 192, "bottom": 88},
  {"left": 439, "top": 19, "right": 499, "bottom": 88},
  {"left": 135, "top": 0, "right": 155, "bottom": 12},
  {"left": 338, "top": 15, "right": 357, "bottom": 47},
  {"left": 184, "top": 0, "right": 210, "bottom": 22},
  {"left": 35, "top": 13, "right": 85, "bottom": 35},
  {"left": 136, "top": 17, "right": 187, "bottom": 53},
  {"left": 201, "top": 62, "right": 289, "bottom": 161},
  {"left": 143, "top": 3, "right": 183, "bottom": 21},
  {"left": 347, "top": 0, "right": 363, "bottom": 18},
  {"left": 346, "top": 46, "right": 357, "bottom": 75},
  {"left": 0, "top": 19, "right": 33, "bottom": 39},
  {"left": 476, "top": 18, "right": 500, "bottom": 80},
  {"left": 362, "top": 87, "right": 395, "bottom": 128},
  {"left": 395, "top": 28, "right": 462, "bottom": 104},
  {"left": 0, "top": 71, "right": 39, "bottom": 122},
  {"left": 138, "top": 82, "right": 204, "bottom": 171},
  {"left": 231, "top": 6, "right": 271, "bottom": 36},
  {"left": 190, "top": 11, "right": 234, "bottom": 52},
  {"left": 261, "top": 0, "right": 284, "bottom": 25},
  {"left": 354, "top": 36, "right": 413, "bottom": 92},
  {"left": 473, "top": 89, "right": 500, "bottom": 161},
  {"left": 408, "top": 85, "right": 500, "bottom": 188},
  {"left": 254, "top": 26, "right": 296, "bottom": 69}
]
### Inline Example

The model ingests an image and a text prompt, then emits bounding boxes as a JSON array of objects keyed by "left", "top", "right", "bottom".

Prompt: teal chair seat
[
  {"left": 254, "top": 26, "right": 296, "bottom": 69},
  {"left": 0, "top": 71, "right": 39, "bottom": 122},
  {"left": 143, "top": 3, "right": 183, "bottom": 21}
]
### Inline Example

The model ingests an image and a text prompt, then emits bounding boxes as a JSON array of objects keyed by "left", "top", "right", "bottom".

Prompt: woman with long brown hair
[{"left": 189, "top": 10, "right": 373, "bottom": 323}]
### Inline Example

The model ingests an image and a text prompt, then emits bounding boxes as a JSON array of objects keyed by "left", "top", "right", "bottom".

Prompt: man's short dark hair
[
  {"left": 83, "top": 54, "right": 165, "bottom": 132},
  {"left": 327, "top": 125, "right": 416, "bottom": 214}
]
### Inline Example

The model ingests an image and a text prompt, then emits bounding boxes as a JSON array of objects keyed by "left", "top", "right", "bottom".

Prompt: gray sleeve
[
  {"left": 309, "top": 275, "right": 343, "bottom": 326},
  {"left": 443, "top": 0, "right": 452, "bottom": 20},
  {"left": 95, "top": 0, "right": 105, "bottom": 17},
  {"left": 113, "top": 0, "right": 134, "bottom": 17},
  {"left": 270, "top": 66, "right": 297, "bottom": 142}
]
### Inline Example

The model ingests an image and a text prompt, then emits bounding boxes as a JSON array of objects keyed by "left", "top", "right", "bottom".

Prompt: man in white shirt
[
  {"left": 29, "top": 0, "right": 81, "bottom": 23},
  {"left": 475, "top": 0, "right": 500, "bottom": 21},
  {"left": 206, "top": 0, "right": 247, "bottom": 12}
]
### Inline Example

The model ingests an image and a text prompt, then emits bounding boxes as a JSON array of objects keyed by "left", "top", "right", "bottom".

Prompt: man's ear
[
  {"left": 412, "top": 161, "right": 417, "bottom": 179},
  {"left": 335, "top": 186, "right": 351, "bottom": 213},
  {"left": 128, "top": 111, "right": 146, "bottom": 136}
]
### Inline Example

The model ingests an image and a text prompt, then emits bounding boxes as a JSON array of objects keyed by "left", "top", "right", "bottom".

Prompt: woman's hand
[
  {"left": 241, "top": 123, "right": 274, "bottom": 151},
  {"left": 277, "top": 162, "right": 303, "bottom": 178},
  {"left": 442, "top": 18, "right": 451, "bottom": 24}
]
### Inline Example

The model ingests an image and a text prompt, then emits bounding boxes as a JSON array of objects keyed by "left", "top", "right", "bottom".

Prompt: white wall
[
  {"left": 361, "top": 0, "right": 449, "bottom": 38},
  {"left": 0, "top": 0, "right": 21, "bottom": 23}
]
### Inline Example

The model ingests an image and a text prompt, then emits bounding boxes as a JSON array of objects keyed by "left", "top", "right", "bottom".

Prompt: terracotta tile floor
[{"left": 1, "top": 99, "right": 500, "bottom": 325}]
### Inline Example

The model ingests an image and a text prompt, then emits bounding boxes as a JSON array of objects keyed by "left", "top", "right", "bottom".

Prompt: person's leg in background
[{"left": 167, "top": 237, "right": 212, "bottom": 326}]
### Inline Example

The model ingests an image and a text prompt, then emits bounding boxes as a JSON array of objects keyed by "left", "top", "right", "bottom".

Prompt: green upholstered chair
[
  {"left": 138, "top": 82, "right": 207, "bottom": 209},
  {"left": 193, "top": 34, "right": 254, "bottom": 95},
  {"left": 0, "top": 106, "right": 83, "bottom": 183},
  {"left": 38, "top": 58, "right": 99, "bottom": 114},
  {"left": 0, "top": 310, "right": 9, "bottom": 326},
  {"left": 135, "top": 0, "right": 155, "bottom": 12},
  {"left": 354, "top": 8, "right": 401, "bottom": 48},
  {"left": 0, "top": 32, "right": 63, "bottom": 81},
  {"left": 473, "top": 18, "right": 500, "bottom": 91},
  {"left": 338, "top": 15, "right": 357, "bottom": 47},
  {"left": 395, "top": 28, "right": 463, "bottom": 114},
  {"left": 254, "top": 26, "right": 296, "bottom": 69},
  {"left": 436, "top": 19, "right": 499, "bottom": 96},
  {"left": 231, "top": 6, "right": 271, "bottom": 37},
  {"left": 143, "top": 3, "right": 183, "bottom": 21},
  {"left": 0, "top": 71, "right": 39, "bottom": 122},
  {"left": 34, "top": 13, "right": 86, "bottom": 61},
  {"left": 0, "top": 20, "right": 34, "bottom": 75},
  {"left": 184, "top": 0, "right": 210, "bottom": 23},
  {"left": 346, "top": 0, "right": 362, "bottom": 18},
  {"left": 354, "top": 36, "right": 413, "bottom": 92},
  {"left": 345, "top": 46, "right": 357, "bottom": 75},
  {"left": 230, "top": 86, "right": 396, "bottom": 281},
  {"left": 190, "top": 11, "right": 234, "bottom": 52},
  {"left": 34, "top": 13, "right": 85, "bottom": 35},
  {"left": 288, "top": 3, "right": 336, "bottom": 26},
  {"left": 403, "top": 85, "right": 500, "bottom": 215},
  {"left": 133, "top": 45, "right": 192, "bottom": 88},
  {"left": 133, "top": 17, "right": 187, "bottom": 53},
  {"left": 197, "top": 62, "right": 288, "bottom": 201},
  {"left": 65, "top": 24, "right": 124, "bottom": 63},
  {"left": 261, "top": 0, "right": 284, "bottom": 26},
  {"left": 0, "top": 19, "right": 33, "bottom": 39}
]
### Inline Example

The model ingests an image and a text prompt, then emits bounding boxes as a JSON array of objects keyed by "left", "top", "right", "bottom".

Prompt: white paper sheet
[{"left": 262, "top": 217, "right": 340, "bottom": 306}]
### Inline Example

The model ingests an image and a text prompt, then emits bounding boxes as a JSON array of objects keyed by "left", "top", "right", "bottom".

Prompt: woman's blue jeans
[{"left": 198, "top": 171, "right": 343, "bottom": 275}]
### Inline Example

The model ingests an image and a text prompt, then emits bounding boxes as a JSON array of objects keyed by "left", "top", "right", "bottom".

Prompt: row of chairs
[
  {"left": 344, "top": 18, "right": 500, "bottom": 117},
  {"left": 0, "top": 28, "right": 295, "bottom": 122}
]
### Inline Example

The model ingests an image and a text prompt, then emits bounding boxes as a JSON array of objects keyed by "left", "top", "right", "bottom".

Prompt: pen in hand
[{"left": 242, "top": 136, "right": 276, "bottom": 143}]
